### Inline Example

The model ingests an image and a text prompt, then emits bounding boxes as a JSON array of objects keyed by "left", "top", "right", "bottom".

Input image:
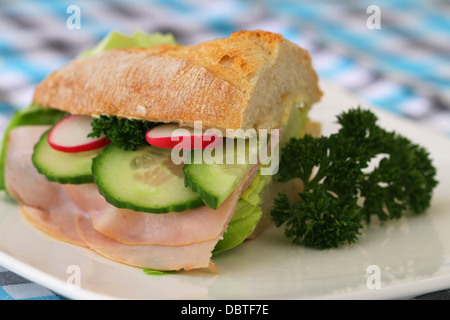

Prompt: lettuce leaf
[
  {"left": 281, "top": 102, "right": 311, "bottom": 147},
  {"left": 142, "top": 268, "right": 176, "bottom": 276},
  {"left": 77, "top": 30, "right": 178, "bottom": 58},
  {"left": 213, "top": 171, "right": 271, "bottom": 254}
]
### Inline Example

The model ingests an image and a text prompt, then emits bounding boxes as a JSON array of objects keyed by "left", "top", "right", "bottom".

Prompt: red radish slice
[
  {"left": 146, "top": 124, "right": 222, "bottom": 149},
  {"left": 48, "top": 115, "right": 110, "bottom": 153}
]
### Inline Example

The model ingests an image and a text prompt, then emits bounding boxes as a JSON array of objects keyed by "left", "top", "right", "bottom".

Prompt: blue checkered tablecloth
[{"left": 0, "top": 0, "right": 449, "bottom": 300}]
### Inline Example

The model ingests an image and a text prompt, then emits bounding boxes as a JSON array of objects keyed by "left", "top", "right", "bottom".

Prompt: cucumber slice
[
  {"left": 92, "top": 144, "right": 204, "bottom": 213},
  {"left": 32, "top": 130, "right": 101, "bottom": 184},
  {"left": 183, "top": 138, "right": 258, "bottom": 210}
]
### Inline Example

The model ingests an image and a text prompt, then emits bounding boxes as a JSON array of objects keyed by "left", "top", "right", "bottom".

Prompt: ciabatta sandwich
[{"left": 1, "top": 30, "right": 322, "bottom": 272}]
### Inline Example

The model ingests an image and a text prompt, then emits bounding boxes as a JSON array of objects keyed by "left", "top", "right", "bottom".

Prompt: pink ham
[
  {"left": 62, "top": 183, "right": 239, "bottom": 246},
  {"left": 5, "top": 126, "right": 87, "bottom": 247},
  {"left": 62, "top": 162, "right": 258, "bottom": 246},
  {"left": 76, "top": 208, "right": 219, "bottom": 271}
]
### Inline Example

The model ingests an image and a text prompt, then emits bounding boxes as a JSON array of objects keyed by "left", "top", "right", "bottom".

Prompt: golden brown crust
[{"left": 33, "top": 30, "right": 322, "bottom": 131}]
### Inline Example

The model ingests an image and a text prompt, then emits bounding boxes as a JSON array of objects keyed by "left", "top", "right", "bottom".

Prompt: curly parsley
[
  {"left": 271, "top": 107, "right": 438, "bottom": 249},
  {"left": 88, "top": 115, "right": 159, "bottom": 151}
]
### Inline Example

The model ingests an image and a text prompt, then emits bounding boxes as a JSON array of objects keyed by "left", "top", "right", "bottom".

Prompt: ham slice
[
  {"left": 4, "top": 125, "right": 259, "bottom": 271},
  {"left": 66, "top": 166, "right": 256, "bottom": 270},
  {"left": 5, "top": 126, "right": 87, "bottom": 247},
  {"left": 61, "top": 162, "right": 258, "bottom": 246},
  {"left": 62, "top": 183, "right": 238, "bottom": 246},
  {"left": 75, "top": 213, "right": 219, "bottom": 271}
]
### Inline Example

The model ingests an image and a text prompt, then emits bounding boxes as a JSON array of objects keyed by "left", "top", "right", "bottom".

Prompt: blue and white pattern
[
  {"left": 0, "top": 0, "right": 449, "bottom": 300},
  {"left": 0, "top": 266, "right": 65, "bottom": 300}
]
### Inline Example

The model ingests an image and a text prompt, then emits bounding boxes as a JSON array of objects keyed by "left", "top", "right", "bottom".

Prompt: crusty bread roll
[{"left": 33, "top": 30, "right": 322, "bottom": 133}]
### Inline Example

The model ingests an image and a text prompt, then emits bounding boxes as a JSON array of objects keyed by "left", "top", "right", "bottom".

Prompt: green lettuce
[
  {"left": 77, "top": 30, "right": 178, "bottom": 58},
  {"left": 281, "top": 102, "right": 311, "bottom": 147},
  {"left": 213, "top": 171, "right": 271, "bottom": 254},
  {"left": 142, "top": 268, "right": 177, "bottom": 276}
]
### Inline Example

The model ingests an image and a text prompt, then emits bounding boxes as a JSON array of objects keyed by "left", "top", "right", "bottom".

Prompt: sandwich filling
[{"left": 2, "top": 99, "right": 310, "bottom": 271}]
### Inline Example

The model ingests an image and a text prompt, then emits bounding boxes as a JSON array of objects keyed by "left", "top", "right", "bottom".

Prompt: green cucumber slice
[
  {"left": 183, "top": 138, "right": 258, "bottom": 210},
  {"left": 92, "top": 144, "right": 204, "bottom": 213},
  {"left": 32, "top": 130, "right": 101, "bottom": 184},
  {"left": 183, "top": 161, "right": 251, "bottom": 210}
]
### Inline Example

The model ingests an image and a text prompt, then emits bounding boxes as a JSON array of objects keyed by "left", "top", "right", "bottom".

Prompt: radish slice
[
  {"left": 48, "top": 115, "right": 110, "bottom": 153},
  {"left": 146, "top": 124, "right": 222, "bottom": 149}
]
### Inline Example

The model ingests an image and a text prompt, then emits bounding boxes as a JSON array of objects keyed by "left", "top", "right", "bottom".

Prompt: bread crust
[{"left": 33, "top": 30, "right": 322, "bottom": 131}]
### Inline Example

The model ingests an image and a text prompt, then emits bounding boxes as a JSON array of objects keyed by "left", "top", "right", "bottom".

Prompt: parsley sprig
[
  {"left": 271, "top": 107, "right": 438, "bottom": 249},
  {"left": 88, "top": 115, "right": 158, "bottom": 151}
]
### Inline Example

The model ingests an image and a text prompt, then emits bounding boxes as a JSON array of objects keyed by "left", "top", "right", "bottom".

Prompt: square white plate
[{"left": 1, "top": 80, "right": 449, "bottom": 300}]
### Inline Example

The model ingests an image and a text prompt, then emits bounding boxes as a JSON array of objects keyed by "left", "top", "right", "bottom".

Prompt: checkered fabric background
[
  {"left": 0, "top": 266, "right": 67, "bottom": 300},
  {"left": 0, "top": 0, "right": 449, "bottom": 300}
]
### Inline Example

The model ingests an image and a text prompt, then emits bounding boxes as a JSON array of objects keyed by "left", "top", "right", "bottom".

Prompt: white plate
[{"left": 1, "top": 80, "right": 449, "bottom": 300}]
